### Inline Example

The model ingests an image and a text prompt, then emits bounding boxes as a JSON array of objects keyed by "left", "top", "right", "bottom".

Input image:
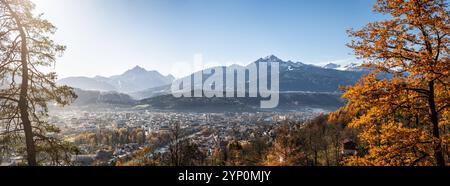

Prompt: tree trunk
[
  {"left": 17, "top": 16, "right": 37, "bottom": 167},
  {"left": 428, "top": 81, "right": 445, "bottom": 166},
  {"left": 313, "top": 148, "right": 318, "bottom": 166},
  {"left": 3, "top": 0, "right": 37, "bottom": 166}
]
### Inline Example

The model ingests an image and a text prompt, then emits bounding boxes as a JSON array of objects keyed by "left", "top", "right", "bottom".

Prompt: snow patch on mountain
[{"left": 311, "top": 58, "right": 364, "bottom": 71}]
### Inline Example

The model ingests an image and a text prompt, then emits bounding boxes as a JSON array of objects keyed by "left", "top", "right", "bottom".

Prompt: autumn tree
[
  {"left": 0, "top": 0, "right": 76, "bottom": 165},
  {"left": 341, "top": 0, "right": 449, "bottom": 166},
  {"left": 263, "top": 115, "right": 354, "bottom": 166},
  {"left": 264, "top": 122, "right": 306, "bottom": 166},
  {"left": 167, "top": 122, "right": 183, "bottom": 166}
]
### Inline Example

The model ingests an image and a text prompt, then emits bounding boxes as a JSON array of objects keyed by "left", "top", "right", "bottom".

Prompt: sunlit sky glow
[{"left": 32, "top": 0, "right": 381, "bottom": 78}]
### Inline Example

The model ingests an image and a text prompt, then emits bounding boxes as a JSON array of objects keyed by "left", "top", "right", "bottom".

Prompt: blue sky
[{"left": 33, "top": 0, "right": 381, "bottom": 78}]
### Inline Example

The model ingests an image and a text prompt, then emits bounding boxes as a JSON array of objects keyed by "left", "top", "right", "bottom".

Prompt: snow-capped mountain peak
[
  {"left": 126, "top": 65, "right": 147, "bottom": 74},
  {"left": 317, "top": 59, "right": 364, "bottom": 72},
  {"left": 258, "top": 55, "right": 284, "bottom": 62},
  {"left": 323, "top": 63, "right": 341, "bottom": 69}
]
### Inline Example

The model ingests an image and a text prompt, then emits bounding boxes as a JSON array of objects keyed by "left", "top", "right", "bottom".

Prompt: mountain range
[
  {"left": 132, "top": 55, "right": 367, "bottom": 99},
  {"left": 58, "top": 66, "right": 175, "bottom": 93},
  {"left": 58, "top": 55, "right": 369, "bottom": 112}
]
